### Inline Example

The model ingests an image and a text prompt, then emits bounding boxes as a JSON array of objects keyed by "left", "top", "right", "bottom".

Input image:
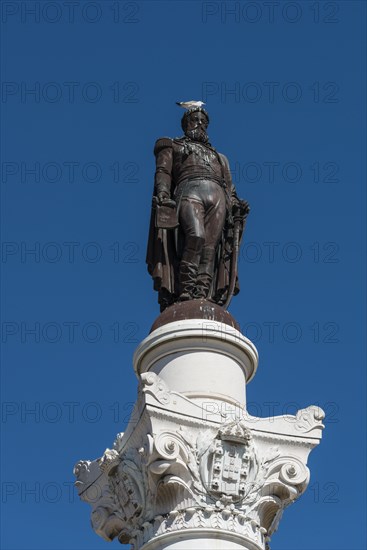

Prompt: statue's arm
[
  {"left": 220, "top": 153, "right": 250, "bottom": 217},
  {"left": 154, "top": 138, "right": 173, "bottom": 202},
  {"left": 220, "top": 153, "right": 239, "bottom": 202}
]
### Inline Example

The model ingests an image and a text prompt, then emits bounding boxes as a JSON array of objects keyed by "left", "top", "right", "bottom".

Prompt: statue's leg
[
  {"left": 195, "top": 246, "right": 216, "bottom": 299},
  {"left": 178, "top": 198, "right": 205, "bottom": 300},
  {"left": 196, "top": 186, "right": 226, "bottom": 299}
]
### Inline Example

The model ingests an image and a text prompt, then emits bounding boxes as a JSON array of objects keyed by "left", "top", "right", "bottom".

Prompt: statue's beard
[{"left": 185, "top": 127, "right": 209, "bottom": 143}]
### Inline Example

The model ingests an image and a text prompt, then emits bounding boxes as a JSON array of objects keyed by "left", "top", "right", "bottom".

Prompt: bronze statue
[{"left": 146, "top": 106, "right": 249, "bottom": 312}]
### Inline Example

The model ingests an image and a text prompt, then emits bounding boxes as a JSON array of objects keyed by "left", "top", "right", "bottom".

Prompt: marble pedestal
[{"left": 74, "top": 320, "right": 324, "bottom": 550}]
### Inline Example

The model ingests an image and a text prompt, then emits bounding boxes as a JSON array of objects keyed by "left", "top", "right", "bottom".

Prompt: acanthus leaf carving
[
  {"left": 295, "top": 405, "right": 325, "bottom": 434},
  {"left": 140, "top": 372, "right": 171, "bottom": 405},
  {"left": 74, "top": 376, "right": 321, "bottom": 549}
]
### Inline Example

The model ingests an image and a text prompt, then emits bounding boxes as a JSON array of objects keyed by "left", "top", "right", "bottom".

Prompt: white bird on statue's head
[{"left": 176, "top": 100, "right": 206, "bottom": 109}]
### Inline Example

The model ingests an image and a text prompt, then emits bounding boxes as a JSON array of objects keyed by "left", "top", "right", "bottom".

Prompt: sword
[{"left": 223, "top": 202, "right": 249, "bottom": 310}]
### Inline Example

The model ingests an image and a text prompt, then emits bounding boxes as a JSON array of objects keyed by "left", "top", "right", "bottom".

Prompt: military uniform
[{"left": 147, "top": 134, "right": 245, "bottom": 311}]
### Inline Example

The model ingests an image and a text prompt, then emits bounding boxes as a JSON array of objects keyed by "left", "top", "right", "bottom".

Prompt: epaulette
[{"left": 154, "top": 137, "right": 173, "bottom": 155}]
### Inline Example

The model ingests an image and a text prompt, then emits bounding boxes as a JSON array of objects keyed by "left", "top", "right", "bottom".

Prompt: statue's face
[
  {"left": 184, "top": 111, "right": 209, "bottom": 143},
  {"left": 185, "top": 111, "right": 209, "bottom": 132}
]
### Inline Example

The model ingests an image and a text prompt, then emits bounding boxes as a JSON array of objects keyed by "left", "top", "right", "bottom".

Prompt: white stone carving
[
  {"left": 74, "top": 320, "right": 324, "bottom": 550},
  {"left": 295, "top": 405, "right": 325, "bottom": 433}
]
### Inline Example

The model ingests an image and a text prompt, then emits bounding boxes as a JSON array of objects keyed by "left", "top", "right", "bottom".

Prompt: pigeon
[{"left": 176, "top": 100, "right": 205, "bottom": 109}]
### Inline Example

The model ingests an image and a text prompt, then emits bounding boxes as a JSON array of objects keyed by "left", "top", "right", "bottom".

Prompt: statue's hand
[
  {"left": 162, "top": 199, "right": 176, "bottom": 208},
  {"left": 155, "top": 193, "right": 176, "bottom": 208},
  {"left": 240, "top": 200, "right": 250, "bottom": 216},
  {"left": 157, "top": 192, "right": 169, "bottom": 204},
  {"left": 233, "top": 199, "right": 250, "bottom": 218},
  {"left": 153, "top": 193, "right": 168, "bottom": 206}
]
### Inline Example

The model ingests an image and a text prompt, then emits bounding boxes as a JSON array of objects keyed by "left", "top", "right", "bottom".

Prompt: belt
[
  {"left": 178, "top": 176, "right": 223, "bottom": 184},
  {"left": 174, "top": 177, "right": 225, "bottom": 203}
]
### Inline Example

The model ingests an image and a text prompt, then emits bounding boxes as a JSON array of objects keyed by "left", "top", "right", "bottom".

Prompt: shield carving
[{"left": 202, "top": 420, "right": 257, "bottom": 502}]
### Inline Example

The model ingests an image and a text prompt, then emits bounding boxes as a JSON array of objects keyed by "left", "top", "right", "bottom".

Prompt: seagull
[{"left": 176, "top": 100, "right": 206, "bottom": 109}]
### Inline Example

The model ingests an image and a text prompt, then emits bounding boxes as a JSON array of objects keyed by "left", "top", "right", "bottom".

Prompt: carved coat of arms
[{"left": 201, "top": 420, "right": 258, "bottom": 503}]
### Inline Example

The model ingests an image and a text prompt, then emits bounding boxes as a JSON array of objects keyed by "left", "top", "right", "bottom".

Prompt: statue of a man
[{"left": 146, "top": 107, "right": 249, "bottom": 312}]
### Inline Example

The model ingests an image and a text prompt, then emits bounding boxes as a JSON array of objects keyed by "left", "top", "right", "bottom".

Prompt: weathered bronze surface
[
  {"left": 149, "top": 299, "right": 240, "bottom": 333},
  {"left": 146, "top": 107, "right": 249, "bottom": 312}
]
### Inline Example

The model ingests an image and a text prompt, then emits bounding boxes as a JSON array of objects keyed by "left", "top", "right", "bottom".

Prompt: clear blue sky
[{"left": 1, "top": 1, "right": 366, "bottom": 549}]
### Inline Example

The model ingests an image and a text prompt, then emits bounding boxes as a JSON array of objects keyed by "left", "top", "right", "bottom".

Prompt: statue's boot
[
  {"left": 179, "top": 260, "right": 199, "bottom": 301},
  {"left": 179, "top": 237, "right": 203, "bottom": 301},
  {"left": 195, "top": 247, "right": 216, "bottom": 300}
]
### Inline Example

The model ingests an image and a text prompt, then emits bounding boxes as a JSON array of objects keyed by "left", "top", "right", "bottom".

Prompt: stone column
[{"left": 74, "top": 315, "right": 324, "bottom": 550}]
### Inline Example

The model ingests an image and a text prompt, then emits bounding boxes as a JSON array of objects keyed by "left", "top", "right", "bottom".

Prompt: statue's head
[{"left": 181, "top": 108, "right": 210, "bottom": 143}]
